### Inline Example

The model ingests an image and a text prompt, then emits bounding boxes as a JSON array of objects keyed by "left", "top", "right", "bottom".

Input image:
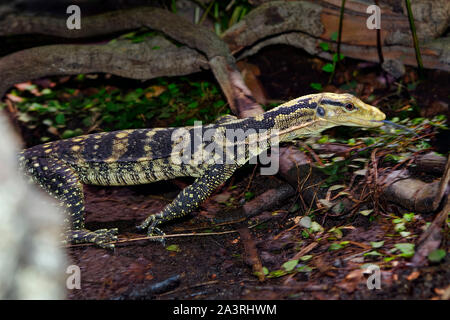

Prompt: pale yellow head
[
  {"left": 315, "top": 93, "right": 386, "bottom": 128},
  {"left": 270, "top": 92, "right": 386, "bottom": 141}
]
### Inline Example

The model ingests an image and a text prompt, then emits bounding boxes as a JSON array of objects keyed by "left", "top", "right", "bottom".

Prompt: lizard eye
[
  {"left": 344, "top": 103, "right": 355, "bottom": 111},
  {"left": 317, "top": 107, "right": 325, "bottom": 116}
]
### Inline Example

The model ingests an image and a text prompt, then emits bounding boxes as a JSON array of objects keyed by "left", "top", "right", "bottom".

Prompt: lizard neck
[{"left": 262, "top": 96, "right": 319, "bottom": 139}]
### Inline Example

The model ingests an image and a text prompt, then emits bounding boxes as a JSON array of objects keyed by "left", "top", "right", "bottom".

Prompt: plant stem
[
  {"left": 374, "top": 0, "right": 384, "bottom": 64},
  {"left": 198, "top": 0, "right": 215, "bottom": 25},
  {"left": 329, "top": 0, "right": 346, "bottom": 83},
  {"left": 404, "top": 0, "right": 424, "bottom": 79}
]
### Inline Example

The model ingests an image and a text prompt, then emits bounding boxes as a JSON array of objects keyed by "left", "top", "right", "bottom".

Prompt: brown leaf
[
  {"left": 335, "top": 269, "right": 364, "bottom": 293},
  {"left": 213, "top": 192, "right": 231, "bottom": 203},
  {"left": 6, "top": 94, "right": 23, "bottom": 103},
  {"left": 406, "top": 271, "right": 420, "bottom": 281},
  {"left": 145, "top": 85, "right": 166, "bottom": 99}
]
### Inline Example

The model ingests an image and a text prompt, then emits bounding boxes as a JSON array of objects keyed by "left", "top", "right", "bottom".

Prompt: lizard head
[
  {"left": 273, "top": 93, "right": 386, "bottom": 142},
  {"left": 315, "top": 93, "right": 385, "bottom": 128}
]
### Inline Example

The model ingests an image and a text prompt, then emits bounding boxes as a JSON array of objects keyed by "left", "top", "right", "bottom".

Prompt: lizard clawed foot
[
  {"left": 64, "top": 228, "right": 119, "bottom": 249},
  {"left": 137, "top": 214, "right": 166, "bottom": 246}
]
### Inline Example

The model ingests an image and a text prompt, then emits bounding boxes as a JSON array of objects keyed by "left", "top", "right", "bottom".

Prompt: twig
[
  {"left": 370, "top": 148, "right": 380, "bottom": 214},
  {"left": 404, "top": 0, "right": 424, "bottom": 78},
  {"left": 298, "top": 141, "right": 324, "bottom": 166},
  {"left": 65, "top": 229, "right": 239, "bottom": 248},
  {"left": 239, "top": 227, "right": 265, "bottom": 282},
  {"left": 157, "top": 280, "right": 219, "bottom": 297},
  {"left": 198, "top": 0, "right": 215, "bottom": 25}
]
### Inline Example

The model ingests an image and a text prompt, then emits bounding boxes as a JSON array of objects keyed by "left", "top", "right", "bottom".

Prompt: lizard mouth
[
  {"left": 354, "top": 119, "right": 385, "bottom": 127},
  {"left": 325, "top": 118, "right": 385, "bottom": 128}
]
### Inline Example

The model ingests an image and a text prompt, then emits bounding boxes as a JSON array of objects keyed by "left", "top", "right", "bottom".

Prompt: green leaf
[
  {"left": 300, "top": 255, "right": 313, "bottom": 262},
  {"left": 262, "top": 267, "right": 269, "bottom": 275},
  {"left": 394, "top": 222, "right": 406, "bottom": 232},
  {"left": 370, "top": 241, "right": 384, "bottom": 248},
  {"left": 54, "top": 113, "right": 66, "bottom": 125},
  {"left": 317, "top": 135, "right": 329, "bottom": 143},
  {"left": 310, "top": 221, "right": 323, "bottom": 233},
  {"left": 41, "top": 88, "right": 52, "bottom": 95},
  {"left": 61, "top": 130, "right": 74, "bottom": 139},
  {"left": 187, "top": 101, "right": 199, "bottom": 109},
  {"left": 330, "top": 31, "right": 339, "bottom": 41},
  {"left": 364, "top": 137, "right": 376, "bottom": 146},
  {"left": 384, "top": 256, "right": 397, "bottom": 262},
  {"left": 359, "top": 209, "right": 373, "bottom": 216},
  {"left": 329, "top": 243, "right": 343, "bottom": 251},
  {"left": 322, "top": 63, "right": 334, "bottom": 73},
  {"left": 319, "top": 42, "right": 330, "bottom": 51},
  {"left": 267, "top": 269, "right": 287, "bottom": 278},
  {"left": 310, "top": 82, "right": 323, "bottom": 91},
  {"left": 244, "top": 191, "right": 255, "bottom": 201},
  {"left": 364, "top": 251, "right": 382, "bottom": 257},
  {"left": 332, "top": 53, "right": 345, "bottom": 62},
  {"left": 394, "top": 243, "right": 415, "bottom": 258},
  {"left": 282, "top": 259, "right": 299, "bottom": 272},
  {"left": 166, "top": 244, "right": 181, "bottom": 252},
  {"left": 330, "top": 227, "right": 343, "bottom": 239},
  {"left": 427, "top": 249, "right": 446, "bottom": 263}
]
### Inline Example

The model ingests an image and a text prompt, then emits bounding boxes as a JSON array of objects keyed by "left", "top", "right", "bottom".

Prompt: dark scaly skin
[{"left": 19, "top": 93, "right": 386, "bottom": 248}]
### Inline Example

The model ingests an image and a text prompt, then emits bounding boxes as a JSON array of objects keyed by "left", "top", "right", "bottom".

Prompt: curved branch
[
  {"left": 222, "top": 1, "right": 324, "bottom": 53},
  {"left": 236, "top": 31, "right": 450, "bottom": 72},
  {"left": 0, "top": 7, "right": 231, "bottom": 63},
  {"left": 0, "top": 37, "right": 209, "bottom": 99},
  {"left": 222, "top": 0, "right": 449, "bottom": 71},
  {"left": 1, "top": 7, "right": 263, "bottom": 117}
]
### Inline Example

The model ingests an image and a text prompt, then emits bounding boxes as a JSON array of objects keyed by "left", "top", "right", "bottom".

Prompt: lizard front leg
[{"left": 137, "top": 163, "right": 238, "bottom": 240}]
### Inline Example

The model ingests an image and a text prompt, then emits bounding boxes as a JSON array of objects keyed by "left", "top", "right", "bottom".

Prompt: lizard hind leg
[{"left": 21, "top": 154, "right": 118, "bottom": 248}]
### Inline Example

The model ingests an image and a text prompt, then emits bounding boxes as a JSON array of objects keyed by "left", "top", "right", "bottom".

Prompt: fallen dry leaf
[
  {"left": 406, "top": 271, "right": 420, "bottom": 281},
  {"left": 145, "top": 85, "right": 166, "bottom": 99},
  {"left": 6, "top": 94, "right": 24, "bottom": 103},
  {"left": 213, "top": 192, "right": 232, "bottom": 203},
  {"left": 336, "top": 269, "right": 364, "bottom": 293}
]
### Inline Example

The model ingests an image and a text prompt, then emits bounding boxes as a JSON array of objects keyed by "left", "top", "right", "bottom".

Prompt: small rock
[{"left": 382, "top": 59, "right": 406, "bottom": 79}]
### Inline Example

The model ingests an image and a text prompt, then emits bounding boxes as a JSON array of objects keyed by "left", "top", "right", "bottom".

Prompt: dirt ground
[
  {"left": 35, "top": 46, "right": 448, "bottom": 300},
  {"left": 67, "top": 171, "right": 449, "bottom": 300}
]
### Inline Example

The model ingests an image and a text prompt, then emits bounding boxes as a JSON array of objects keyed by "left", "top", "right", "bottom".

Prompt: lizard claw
[
  {"left": 147, "top": 225, "right": 166, "bottom": 246},
  {"left": 65, "top": 228, "right": 119, "bottom": 249},
  {"left": 136, "top": 213, "right": 157, "bottom": 230},
  {"left": 137, "top": 214, "right": 166, "bottom": 246}
]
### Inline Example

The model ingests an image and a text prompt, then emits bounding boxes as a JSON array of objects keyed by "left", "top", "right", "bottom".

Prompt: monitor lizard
[{"left": 18, "top": 93, "right": 386, "bottom": 249}]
